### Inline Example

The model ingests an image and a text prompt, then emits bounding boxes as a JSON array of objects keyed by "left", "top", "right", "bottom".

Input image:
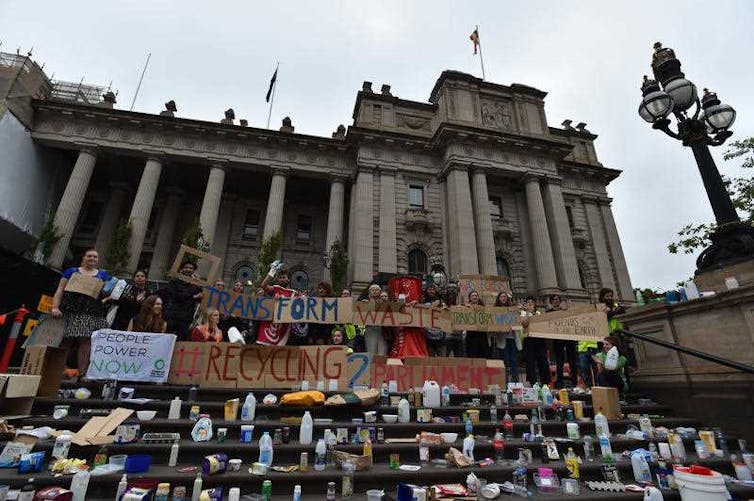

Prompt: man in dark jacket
[{"left": 159, "top": 261, "right": 203, "bottom": 340}]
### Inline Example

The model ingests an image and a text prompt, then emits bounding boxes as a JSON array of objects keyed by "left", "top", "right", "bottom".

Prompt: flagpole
[
  {"left": 266, "top": 62, "right": 279, "bottom": 129},
  {"left": 130, "top": 52, "right": 151, "bottom": 111},
  {"left": 476, "top": 25, "right": 486, "bottom": 81}
]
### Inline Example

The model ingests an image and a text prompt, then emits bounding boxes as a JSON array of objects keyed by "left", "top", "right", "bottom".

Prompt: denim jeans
[
  {"left": 578, "top": 347, "right": 599, "bottom": 387},
  {"left": 500, "top": 338, "right": 519, "bottom": 382}
]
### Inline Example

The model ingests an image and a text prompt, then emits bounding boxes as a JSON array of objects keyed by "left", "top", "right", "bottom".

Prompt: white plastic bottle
[
  {"left": 300, "top": 411, "right": 313, "bottom": 445},
  {"left": 541, "top": 384, "right": 553, "bottom": 406},
  {"left": 463, "top": 434, "right": 475, "bottom": 461},
  {"left": 115, "top": 474, "right": 127, "bottom": 500},
  {"left": 228, "top": 488, "right": 241, "bottom": 501},
  {"left": 259, "top": 431, "right": 274, "bottom": 466},
  {"left": 314, "top": 438, "right": 327, "bottom": 471},
  {"left": 191, "top": 471, "right": 203, "bottom": 501},
  {"left": 70, "top": 469, "right": 91, "bottom": 501},
  {"left": 631, "top": 451, "right": 652, "bottom": 482},
  {"left": 441, "top": 385, "right": 451, "bottom": 407},
  {"left": 169, "top": 396, "right": 182, "bottom": 420},
  {"left": 594, "top": 411, "right": 610, "bottom": 438},
  {"left": 397, "top": 398, "right": 411, "bottom": 423},
  {"left": 241, "top": 393, "right": 257, "bottom": 421},
  {"left": 293, "top": 485, "right": 302, "bottom": 501},
  {"left": 168, "top": 440, "right": 180, "bottom": 466},
  {"left": 670, "top": 433, "right": 687, "bottom": 462}
]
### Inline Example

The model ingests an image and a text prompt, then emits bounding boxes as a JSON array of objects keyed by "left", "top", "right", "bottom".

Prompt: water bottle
[
  {"left": 293, "top": 485, "right": 302, "bottom": 501},
  {"left": 503, "top": 411, "right": 514, "bottom": 440},
  {"left": 315, "top": 438, "right": 327, "bottom": 471},
  {"left": 70, "top": 469, "right": 91, "bottom": 501},
  {"left": 583, "top": 435, "right": 595, "bottom": 461},
  {"left": 259, "top": 431, "right": 274, "bottom": 466},
  {"left": 463, "top": 434, "right": 475, "bottom": 461},
  {"left": 599, "top": 435, "right": 614, "bottom": 462},
  {"left": 299, "top": 411, "right": 313, "bottom": 445},
  {"left": 465, "top": 417, "right": 473, "bottom": 435},
  {"left": 441, "top": 385, "right": 451, "bottom": 407},
  {"left": 169, "top": 396, "right": 182, "bottom": 420},
  {"left": 493, "top": 429, "right": 505, "bottom": 462},
  {"left": 169, "top": 440, "right": 180, "bottom": 467},
  {"left": 115, "top": 474, "right": 128, "bottom": 500},
  {"left": 490, "top": 404, "right": 498, "bottom": 423}
]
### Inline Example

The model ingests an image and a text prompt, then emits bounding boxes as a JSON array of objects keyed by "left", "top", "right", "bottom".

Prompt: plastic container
[
  {"left": 397, "top": 399, "right": 410, "bottom": 423},
  {"left": 422, "top": 381, "right": 441, "bottom": 408},
  {"left": 240, "top": 425, "right": 254, "bottom": 443},
  {"left": 52, "top": 434, "right": 72, "bottom": 459},
  {"left": 228, "top": 459, "right": 242, "bottom": 472},
  {"left": 109, "top": 454, "right": 128, "bottom": 468},
  {"left": 169, "top": 397, "right": 182, "bottom": 420},
  {"left": 673, "top": 465, "right": 731, "bottom": 501},
  {"left": 70, "top": 469, "right": 90, "bottom": 501},
  {"left": 315, "top": 438, "right": 327, "bottom": 471},
  {"left": 631, "top": 451, "right": 652, "bottom": 483},
  {"left": 241, "top": 393, "right": 256, "bottom": 421},
  {"left": 124, "top": 454, "right": 152, "bottom": 473},
  {"left": 594, "top": 412, "right": 610, "bottom": 438},
  {"left": 566, "top": 422, "right": 580, "bottom": 440},
  {"left": 259, "top": 432, "right": 274, "bottom": 467},
  {"left": 299, "top": 411, "right": 313, "bottom": 445},
  {"left": 463, "top": 434, "right": 475, "bottom": 461}
]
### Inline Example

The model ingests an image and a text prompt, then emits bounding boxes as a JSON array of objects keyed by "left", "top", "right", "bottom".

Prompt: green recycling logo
[{"left": 153, "top": 358, "right": 166, "bottom": 371}]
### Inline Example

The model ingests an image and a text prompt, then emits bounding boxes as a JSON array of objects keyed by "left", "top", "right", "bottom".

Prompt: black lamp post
[{"left": 638, "top": 42, "right": 754, "bottom": 274}]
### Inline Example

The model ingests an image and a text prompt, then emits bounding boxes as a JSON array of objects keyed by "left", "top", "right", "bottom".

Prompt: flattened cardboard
[
  {"left": 20, "top": 346, "right": 67, "bottom": 397},
  {"left": 22, "top": 316, "right": 65, "bottom": 348},
  {"left": 168, "top": 245, "right": 222, "bottom": 287},
  {"left": 71, "top": 407, "right": 134, "bottom": 446},
  {"left": 64, "top": 273, "right": 104, "bottom": 298},
  {"left": 0, "top": 374, "right": 41, "bottom": 417}
]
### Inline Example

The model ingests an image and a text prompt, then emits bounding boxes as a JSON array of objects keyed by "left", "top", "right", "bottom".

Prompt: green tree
[
  {"left": 105, "top": 219, "right": 132, "bottom": 275},
  {"left": 329, "top": 239, "right": 349, "bottom": 294},
  {"left": 32, "top": 218, "right": 60, "bottom": 264},
  {"left": 182, "top": 218, "right": 204, "bottom": 249},
  {"left": 668, "top": 137, "right": 754, "bottom": 254},
  {"left": 256, "top": 231, "right": 282, "bottom": 283}
]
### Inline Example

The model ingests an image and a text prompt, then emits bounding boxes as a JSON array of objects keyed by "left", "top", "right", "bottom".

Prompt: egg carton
[
  {"left": 141, "top": 432, "right": 181, "bottom": 444},
  {"left": 585, "top": 481, "right": 626, "bottom": 492}
]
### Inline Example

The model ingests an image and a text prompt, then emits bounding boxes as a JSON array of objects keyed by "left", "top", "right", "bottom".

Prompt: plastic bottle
[
  {"left": 419, "top": 439, "right": 429, "bottom": 464},
  {"left": 293, "top": 485, "right": 302, "bottom": 501},
  {"left": 441, "top": 385, "right": 451, "bottom": 407},
  {"left": 169, "top": 440, "right": 180, "bottom": 466},
  {"left": 169, "top": 396, "right": 182, "bottom": 420},
  {"left": 397, "top": 398, "right": 410, "bottom": 423},
  {"left": 670, "top": 432, "right": 687, "bottom": 462},
  {"left": 70, "top": 469, "right": 91, "bottom": 501},
  {"left": 188, "top": 385, "right": 198, "bottom": 402},
  {"left": 115, "top": 474, "right": 128, "bottom": 500},
  {"left": 502, "top": 411, "right": 514, "bottom": 440},
  {"left": 566, "top": 421, "right": 581, "bottom": 440},
  {"left": 631, "top": 451, "right": 652, "bottom": 483},
  {"left": 422, "top": 380, "right": 441, "bottom": 408},
  {"left": 493, "top": 429, "right": 505, "bottom": 462},
  {"left": 315, "top": 438, "right": 327, "bottom": 471},
  {"left": 565, "top": 447, "right": 580, "bottom": 479},
  {"left": 18, "top": 478, "right": 35, "bottom": 501},
  {"left": 532, "top": 382, "right": 541, "bottom": 401},
  {"left": 635, "top": 289, "right": 645, "bottom": 305},
  {"left": 241, "top": 393, "right": 257, "bottom": 421},
  {"left": 465, "top": 416, "right": 474, "bottom": 436},
  {"left": 530, "top": 409, "right": 541, "bottom": 436},
  {"left": 190, "top": 472, "right": 203, "bottom": 501},
  {"left": 363, "top": 438, "right": 373, "bottom": 462},
  {"left": 594, "top": 411, "right": 610, "bottom": 438},
  {"left": 599, "top": 435, "right": 614, "bottom": 462},
  {"left": 299, "top": 411, "right": 313, "bottom": 445},
  {"left": 490, "top": 404, "right": 498, "bottom": 423},
  {"left": 52, "top": 433, "right": 72, "bottom": 459},
  {"left": 154, "top": 483, "right": 171, "bottom": 501},
  {"left": 463, "top": 434, "right": 475, "bottom": 461},
  {"left": 380, "top": 381, "right": 389, "bottom": 406},
  {"left": 583, "top": 435, "right": 595, "bottom": 462},
  {"left": 541, "top": 385, "right": 553, "bottom": 406},
  {"left": 259, "top": 431, "right": 274, "bottom": 466},
  {"left": 341, "top": 461, "right": 355, "bottom": 498}
]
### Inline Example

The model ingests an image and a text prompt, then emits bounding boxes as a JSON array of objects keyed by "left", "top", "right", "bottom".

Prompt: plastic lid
[{"left": 674, "top": 465, "right": 716, "bottom": 476}]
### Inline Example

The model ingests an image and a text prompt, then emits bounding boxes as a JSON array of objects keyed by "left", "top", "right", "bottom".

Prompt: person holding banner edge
[
  {"left": 158, "top": 260, "right": 203, "bottom": 340},
  {"left": 520, "top": 296, "right": 550, "bottom": 386},
  {"left": 257, "top": 260, "right": 295, "bottom": 346},
  {"left": 548, "top": 294, "right": 578, "bottom": 388},
  {"left": 493, "top": 291, "right": 520, "bottom": 382},
  {"left": 464, "top": 291, "right": 490, "bottom": 359}
]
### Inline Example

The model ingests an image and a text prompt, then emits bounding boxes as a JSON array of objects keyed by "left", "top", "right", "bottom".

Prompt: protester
[
  {"left": 288, "top": 290, "right": 311, "bottom": 346},
  {"left": 159, "top": 260, "right": 203, "bottom": 340},
  {"left": 191, "top": 307, "right": 224, "bottom": 342},
  {"left": 127, "top": 295, "right": 167, "bottom": 333},
  {"left": 362, "top": 284, "right": 389, "bottom": 355},
  {"left": 443, "top": 290, "right": 465, "bottom": 357},
  {"left": 464, "top": 291, "right": 489, "bottom": 358},
  {"left": 309, "top": 282, "right": 334, "bottom": 345},
  {"left": 548, "top": 294, "right": 578, "bottom": 388},
  {"left": 330, "top": 327, "right": 354, "bottom": 354},
  {"left": 594, "top": 335, "right": 628, "bottom": 392},
  {"left": 422, "top": 284, "right": 446, "bottom": 357},
  {"left": 107, "top": 269, "right": 148, "bottom": 331},
  {"left": 218, "top": 280, "right": 250, "bottom": 335},
  {"left": 493, "top": 291, "right": 521, "bottom": 382},
  {"left": 599, "top": 287, "right": 635, "bottom": 387},
  {"left": 520, "top": 296, "right": 549, "bottom": 385},
  {"left": 51, "top": 248, "right": 110, "bottom": 378},
  {"left": 257, "top": 262, "right": 295, "bottom": 345}
]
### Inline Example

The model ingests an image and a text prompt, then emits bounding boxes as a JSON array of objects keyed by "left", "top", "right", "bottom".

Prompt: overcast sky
[{"left": 2, "top": 0, "right": 752, "bottom": 290}]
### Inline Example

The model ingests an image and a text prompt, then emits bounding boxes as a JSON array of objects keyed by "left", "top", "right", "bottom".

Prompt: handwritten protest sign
[
  {"left": 64, "top": 274, "right": 104, "bottom": 299},
  {"left": 527, "top": 305, "right": 609, "bottom": 341},
  {"left": 352, "top": 301, "right": 452, "bottom": 331},
  {"left": 88, "top": 330, "right": 176, "bottom": 383},
  {"left": 458, "top": 274, "right": 510, "bottom": 305},
  {"left": 276, "top": 297, "right": 349, "bottom": 325},
  {"left": 449, "top": 305, "right": 520, "bottom": 332},
  {"left": 202, "top": 287, "right": 274, "bottom": 321},
  {"left": 169, "top": 245, "right": 222, "bottom": 287}
]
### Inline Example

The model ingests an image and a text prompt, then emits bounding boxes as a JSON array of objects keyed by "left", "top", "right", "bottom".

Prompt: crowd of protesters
[{"left": 51, "top": 248, "right": 633, "bottom": 390}]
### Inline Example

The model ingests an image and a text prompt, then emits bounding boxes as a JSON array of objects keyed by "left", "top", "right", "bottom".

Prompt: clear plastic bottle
[
  {"left": 490, "top": 404, "right": 498, "bottom": 423},
  {"left": 419, "top": 439, "right": 429, "bottom": 464},
  {"left": 493, "top": 429, "right": 505, "bottom": 462},
  {"left": 465, "top": 417, "right": 474, "bottom": 435},
  {"left": 299, "top": 411, "right": 313, "bottom": 445},
  {"left": 115, "top": 474, "right": 128, "bottom": 500},
  {"left": 503, "top": 411, "right": 514, "bottom": 440},
  {"left": 398, "top": 398, "right": 411, "bottom": 423},
  {"left": 583, "top": 435, "right": 595, "bottom": 462},
  {"left": 315, "top": 438, "right": 327, "bottom": 471},
  {"left": 259, "top": 431, "right": 274, "bottom": 466},
  {"left": 599, "top": 435, "right": 614, "bottom": 462},
  {"left": 241, "top": 393, "right": 257, "bottom": 421},
  {"left": 169, "top": 396, "right": 182, "bottom": 420},
  {"left": 565, "top": 447, "right": 580, "bottom": 479},
  {"left": 293, "top": 484, "right": 302, "bottom": 501},
  {"left": 70, "top": 469, "right": 91, "bottom": 501},
  {"left": 341, "top": 461, "right": 355, "bottom": 498}
]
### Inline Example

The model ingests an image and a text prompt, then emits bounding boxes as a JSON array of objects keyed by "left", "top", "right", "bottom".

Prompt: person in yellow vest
[{"left": 579, "top": 288, "right": 626, "bottom": 388}]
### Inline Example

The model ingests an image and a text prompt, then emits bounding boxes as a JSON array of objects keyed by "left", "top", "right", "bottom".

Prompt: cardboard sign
[
  {"left": 37, "top": 294, "right": 53, "bottom": 313},
  {"left": 0, "top": 374, "right": 41, "bottom": 417},
  {"left": 64, "top": 273, "right": 104, "bottom": 298},
  {"left": 527, "top": 305, "right": 609, "bottom": 341},
  {"left": 458, "top": 274, "right": 510, "bottom": 305},
  {"left": 88, "top": 330, "right": 177, "bottom": 383},
  {"left": 371, "top": 357, "right": 505, "bottom": 392},
  {"left": 20, "top": 346, "right": 67, "bottom": 397},
  {"left": 168, "top": 342, "right": 210, "bottom": 386},
  {"left": 202, "top": 287, "right": 274, "bottom": 321},
  {"left": 276, "top": 297, "right": 350, "bottom": 325},
  {"left": 169, "top": 245, "right": 222, "bottom": 287},
  {"left": 449, "top": 305, "right": 520, "bottom": 332},
  {"left": 352, "top": 301, "right": 452, "bottom": 331},
  {"left": 22, "top": 316, "right": 64, "bottom": 348},
  {"left": 71, "top": 407, "right": 134, "bottom": 446}
]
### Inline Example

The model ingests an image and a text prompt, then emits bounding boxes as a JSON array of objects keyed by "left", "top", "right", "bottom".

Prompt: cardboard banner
[
  {"left": 458, "top": 274, "right": 510, "bottom": 305},
  {"left": 276, "top": 297, "right": 350, "bottom": 325},
  {"left": 202, "top": 287, "right": 274, "bottom": 321},
  {"left": 449, "top": 305, "right": 521, "bottom": 332},
  {"left": 22, "top": 316, "right": 64, "bottom": 348},
  {"left": 527, "top": 305, "right": 609, "bottom": 341},
  {"left": 372, "top": 357, "right": 506, "bottom": 392},
  {"left": 87, "top": 330, "right": 177, "bottom": 383},
  {"left": 352, "top": 301, "right": 452, "bottom": 331}
]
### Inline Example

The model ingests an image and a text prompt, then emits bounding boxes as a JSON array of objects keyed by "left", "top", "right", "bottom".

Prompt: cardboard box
[
  {"left": 20, "top": 346, "right": 68, "bottom": 397},
  {"left": 0, "top": 374, "right": 41, "bottom": 417},
  {"left": 591, "top": 386, "right": 622, "bottom": 420},
  {"left": 71, "top": 407, "right": 133, "bottom": 446}
]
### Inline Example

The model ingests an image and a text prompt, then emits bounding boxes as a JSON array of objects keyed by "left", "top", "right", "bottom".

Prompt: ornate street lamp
[{"left": 638, "top": 42, "right": 754, "bottom": 273}]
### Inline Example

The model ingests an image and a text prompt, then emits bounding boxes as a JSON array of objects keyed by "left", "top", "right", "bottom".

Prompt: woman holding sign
[
  {"left": 51, "top": 248, "right": 111, "bottom": 378},
  {"left": 464, "top": 291, "right": 490, "bottom": 359}
]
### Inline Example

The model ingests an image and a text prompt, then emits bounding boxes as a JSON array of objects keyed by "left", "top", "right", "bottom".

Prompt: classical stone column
[
  {"left": 600, "top": 201, "right": 634, "bottom": 300},
  {"left": 524, "top": 175, "right": 558, "bottom": 292},
  {"left": 470, "top": 167, "right": 497, "bottom": 275},
  {"left": 148, "top": 187, "right": 182, "bottom": 280},
  {"left": 542, "top": 179, "right": 582, "bottom": 291},
  {"left": 211, "top": 195, "right": 236, "bottom": 279},
  {"left": 583, "top": 197, "right": 617, "bottom": 292},
  {"left": 349, "top": 167, "right": 374, "bottom": 286},
  {"left": 262, "top": 167, "right": 288, "bottom": 241},
  {"left": 445, "top": 166, "right": 479, "bottom": 275},
  {"left": 94, "top": 182, "right": 130, "bottom": 264},
  {"left": 378, "top": 170, "right": 398, "bottom": 273},
  {"left": 324, "top": 175, "right": 346, "bottom": 282},
  {"left": 126, "top": 156, "right": 163, "bottom": 273},
  {"left": 48, "top": 147, "right": 97, "bottom": 269},
  {"left": 198, "top": 162, "right": 227, "bottom": 248}
]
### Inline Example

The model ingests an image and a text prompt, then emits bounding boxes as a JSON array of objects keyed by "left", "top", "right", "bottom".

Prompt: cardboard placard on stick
[
  {"left": 527, "top": 305, "right": 609, "bottom": 341},
  {"left": 458, "top": 274, "right": 510, "bottom": 305},
  {"left": 449, "top": 305, "right": 520, "bottom": 332},
  {"left": 169, "top": 245, "right": 222, "bottom": 287},
  {"left": 352, "top": 301, "right": 451, "bottom": 331}
]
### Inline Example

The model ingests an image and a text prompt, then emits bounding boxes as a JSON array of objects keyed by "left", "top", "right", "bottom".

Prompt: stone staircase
[{"left": 3, "top": 382, "right": 754, "bottom": 500}]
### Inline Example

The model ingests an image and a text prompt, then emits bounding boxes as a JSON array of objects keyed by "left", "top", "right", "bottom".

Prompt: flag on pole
[
  {"left": 470, "top": 28, "right": 480, "bottom": 55},
  {"left": 265, "top": 68, "right": 278, "bottom": 102}
]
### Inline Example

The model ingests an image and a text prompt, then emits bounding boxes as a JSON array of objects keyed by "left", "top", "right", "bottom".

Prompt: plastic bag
[{"left": 605, "top": 346, "right": 619, "bottom": 370}]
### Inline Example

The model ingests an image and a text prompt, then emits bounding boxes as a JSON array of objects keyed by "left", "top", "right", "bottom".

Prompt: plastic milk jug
[{"left": 422, "top": 381, "right": 441, "bottom": 408}]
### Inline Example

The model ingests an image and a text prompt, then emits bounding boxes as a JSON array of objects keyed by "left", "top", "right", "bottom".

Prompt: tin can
[
  {"left": 172, "top": 486, "right": 186, "bottom": 501},
  {"left": 299, "top": 452, "right": 309, "bottom": 472},
  {"left": 202, "top": 453, "right": 229, "bottom": 475},
  {"left": 572, "top": 400, "right": 584, "bottom": 419},
  {"left": 282, "top": 427, "right": 291, "bottom": 444},
  {"left": 189, "top": 405, "right": 200, "bottom": 422},
  {"left": 377, "top": 427, "right": 385, "bottom": 444},
  {"left": 216, "top": 428, "right": 227, "bottom": 443},
  {"left": 262, "top": 480, "right": 272, "bottom": 500},
  {"left": 326, "top": 481, "right": 336, "bottom": 500},
  {"left": 389, "top": 453, "right": 400, "bottom": 469},
  {"left": 273, "top": 428, "right": 283, "bottom": 444},
  {"left": 558, "top": 388, "right": 570, "bottom": 404}
]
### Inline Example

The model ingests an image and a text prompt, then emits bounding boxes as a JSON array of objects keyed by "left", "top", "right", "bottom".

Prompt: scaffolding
[{"left": 50, "top": 80, "right": 108, "bottom": 105}]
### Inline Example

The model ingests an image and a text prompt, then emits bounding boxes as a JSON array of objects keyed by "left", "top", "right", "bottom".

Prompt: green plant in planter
[
  {"left": 105, "top": 219, "right": 132, "bottom": 276},
  {"left": 329, "top": 239, "right": 349, "bottom": 295},
  {"left": 180, "top": 218, "right": 204, "bottom": 265},
  {"left": 256, "top": 231, "right": 282, "bottom": 285},
  {"left": 32, "top": 218, "right": 61, "bottom": 265}
]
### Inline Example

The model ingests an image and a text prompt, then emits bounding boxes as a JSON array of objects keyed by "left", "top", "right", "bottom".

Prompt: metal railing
[{"left": 618, "top": 328, "right": 754, "bottom": 375}]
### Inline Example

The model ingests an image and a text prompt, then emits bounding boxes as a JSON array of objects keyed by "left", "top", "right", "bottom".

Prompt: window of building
[
  {"left": 77, "top": 200, "right": 105, "bottom": 235},
  {"left": 566, "top": 206, "right": 575, "bottom": 229},
  {"left": 234, "top": 262, "right": 257, "bottom": 287},
  {"left": 296, "top": 215, "right": 312, "bottom": 242},
  {"left": 496, "top": 256, "right": 510, "bottom": 278},
  {"left": 243, "top": 209, "right": 260, "bottom": 240},
  {"left": 489, "top": 196, "right": 503, "bottom": 220},
  {"left": 408, "top": 249, "right": 428, "bottom": 275},
  {"left": 409, "top": 185, "right": 424, "bottom": 209}
]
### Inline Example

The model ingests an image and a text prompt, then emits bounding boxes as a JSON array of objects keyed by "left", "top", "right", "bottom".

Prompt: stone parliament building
[{"left": 1, "top": 52, "right": 632, "bottom": 301}]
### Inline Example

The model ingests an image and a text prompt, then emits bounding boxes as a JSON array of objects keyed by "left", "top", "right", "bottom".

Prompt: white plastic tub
[{"left": 673, "top": 465, "right": 731, "bottom": 501}]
